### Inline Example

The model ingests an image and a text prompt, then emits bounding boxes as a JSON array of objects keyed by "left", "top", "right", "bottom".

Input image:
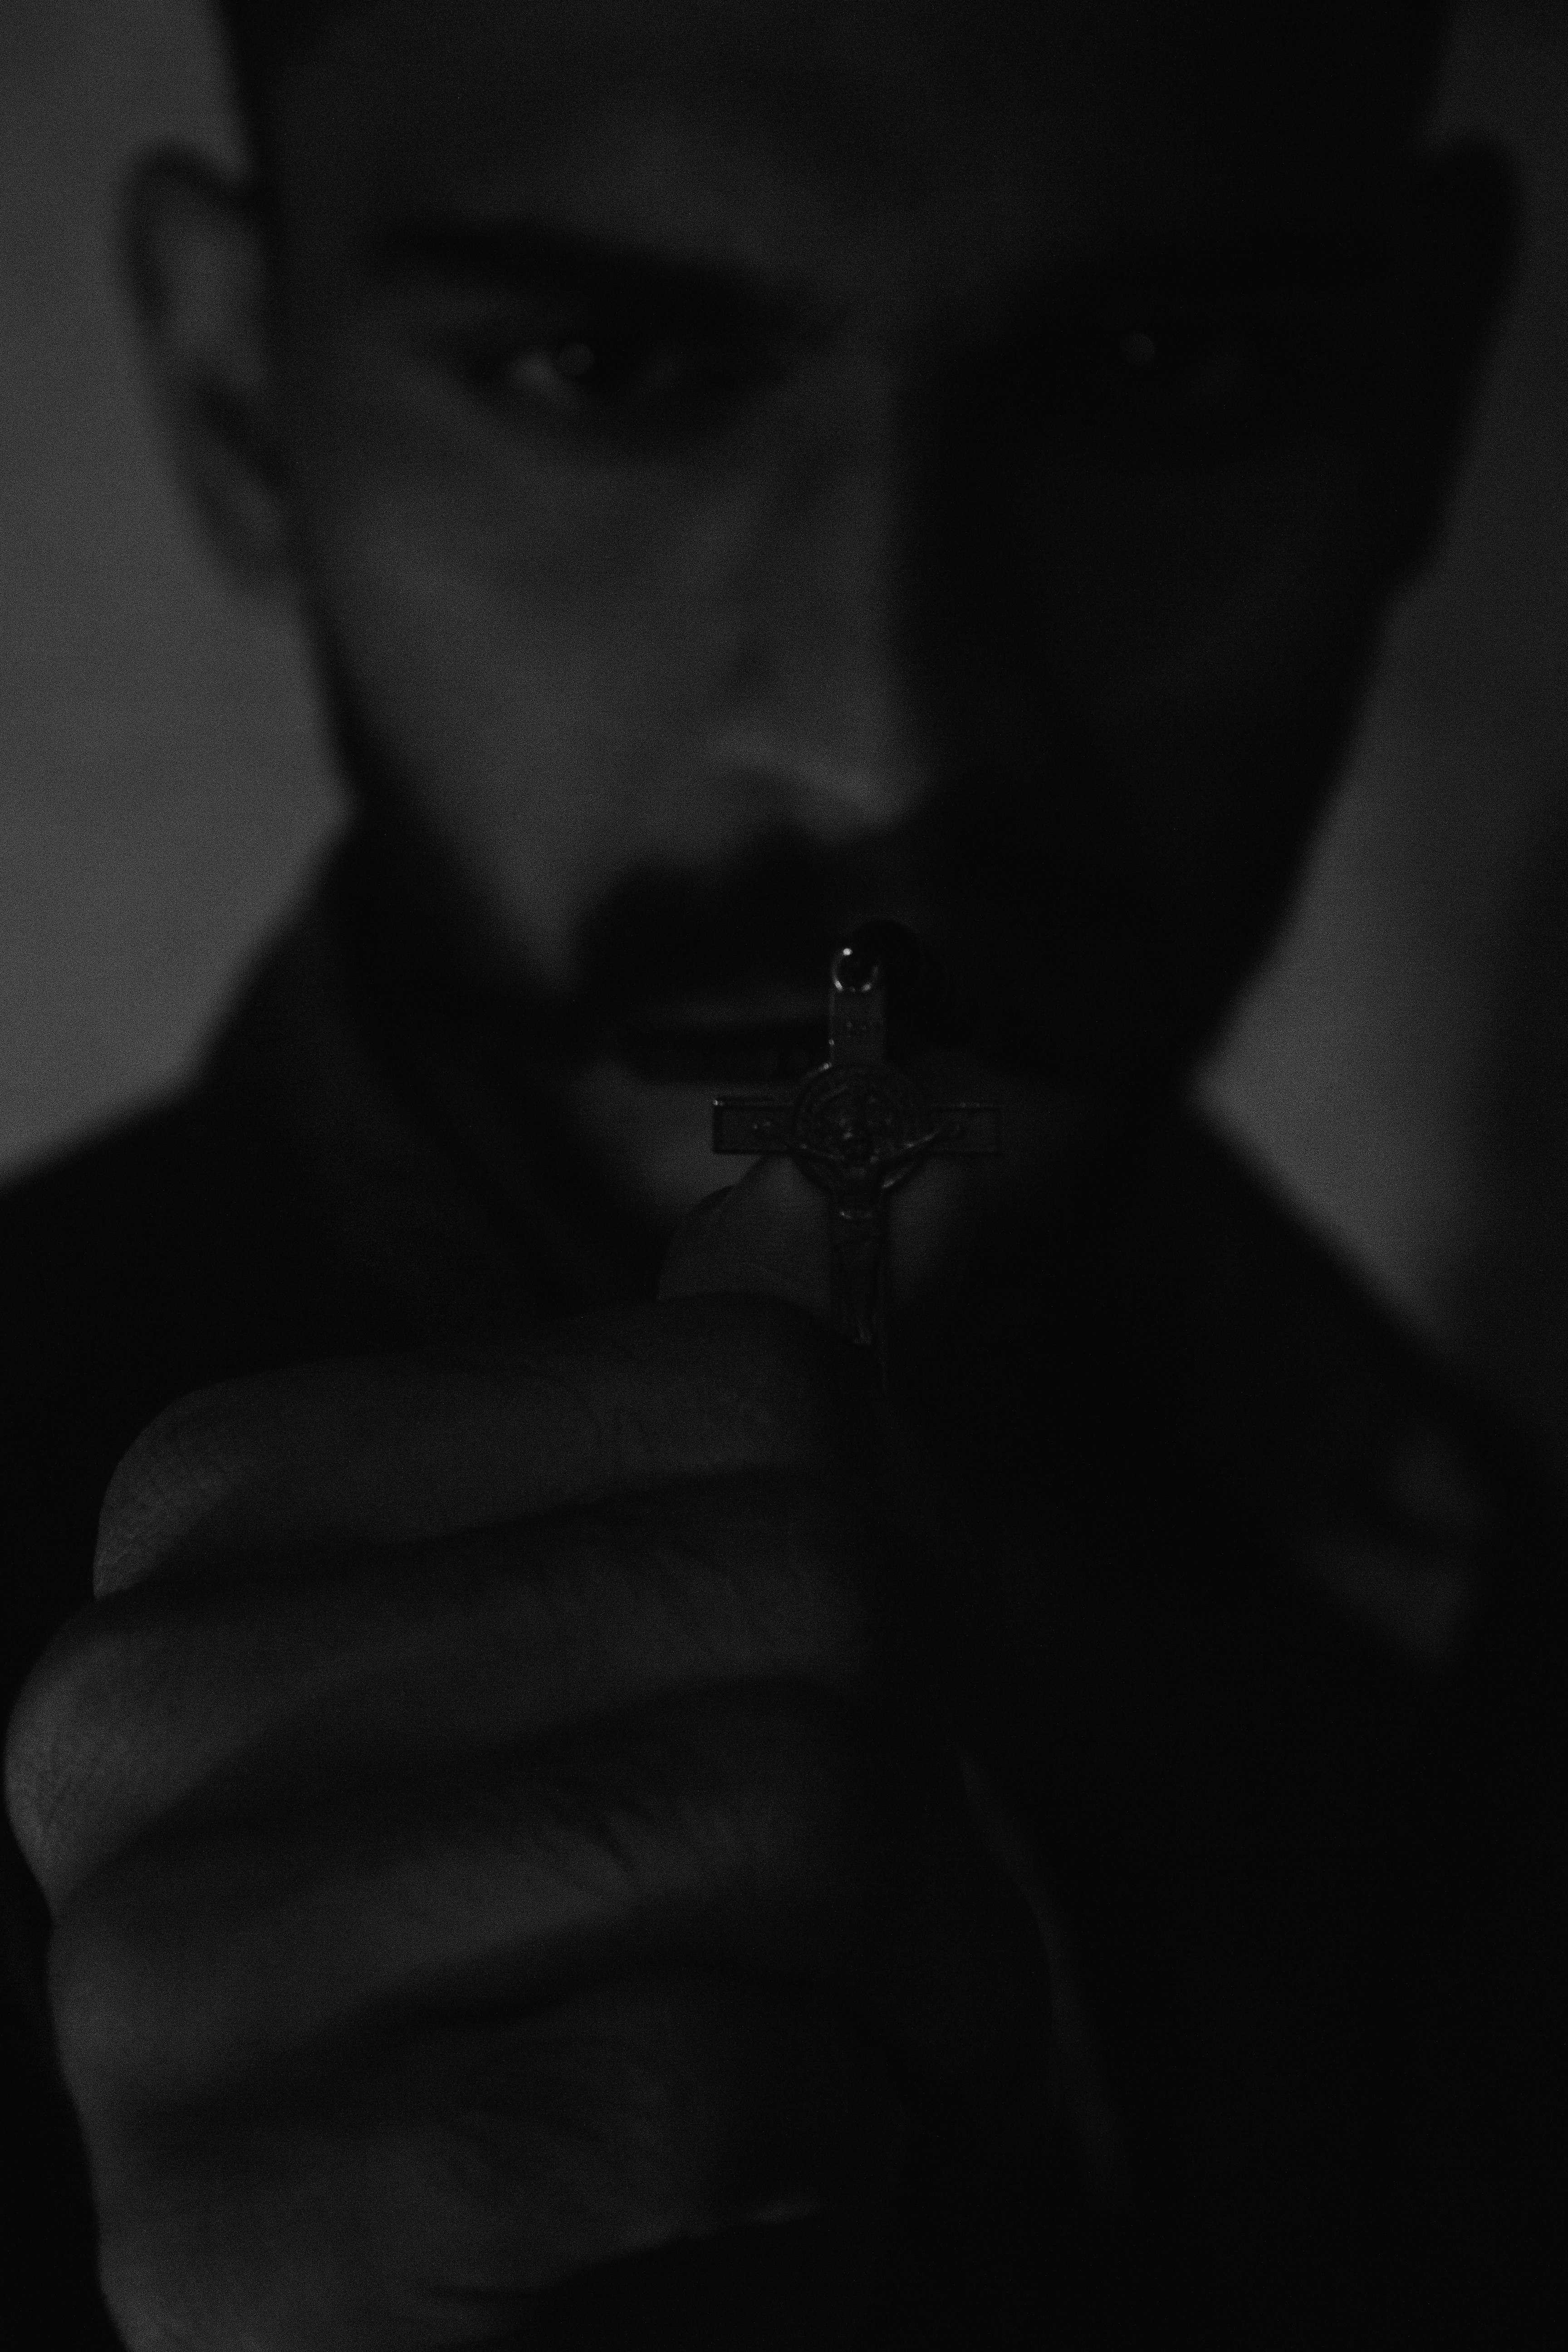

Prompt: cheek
[
  {"left": 283, "top": 372, "right": 770, "bottom": 982},
  {"left": 1039, "top": 447, "right": 1377, "bottom": 705},
  {"left": 1023, "top": 443, "right": 1385, "bottom": 889}
]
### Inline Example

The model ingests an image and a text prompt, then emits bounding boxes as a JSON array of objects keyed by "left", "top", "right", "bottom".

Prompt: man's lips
[{"left": 600, "top": 936, "right": 954, "bottom": 1084}]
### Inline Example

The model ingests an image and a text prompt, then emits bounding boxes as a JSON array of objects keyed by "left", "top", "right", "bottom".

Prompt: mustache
[
  {"left": 573, "top": 828, "right": 943, "bottom": 1030},
  {"left": 570, "top": 803, "right": 1149, "bottom": 1083},
  {"left": 318, "top": 647, "right": 1208, "bottom": 1090},
  {"left": 342, "top": 788, "right": 1173, "bottom": 1087},
  {"left": 567, "top": 833, "right": 977, "bottom": 1082}
]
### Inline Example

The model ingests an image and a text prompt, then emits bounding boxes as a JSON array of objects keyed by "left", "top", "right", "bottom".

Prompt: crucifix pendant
[{"left": 711, "top": 941, "right": 1003, "bottom": 1384}]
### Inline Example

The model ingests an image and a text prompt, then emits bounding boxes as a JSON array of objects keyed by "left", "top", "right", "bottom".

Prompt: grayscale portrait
[{"left": 2, "top": 4, "right": 1563, "bottom": 2345}]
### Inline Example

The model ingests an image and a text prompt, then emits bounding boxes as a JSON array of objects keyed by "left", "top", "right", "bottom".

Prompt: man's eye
[
  {"left": 474, "top": 318, "right": 769, "bottom": 441},
  {"left": 1091, "top": 308, "right": 1281, "bottom": 440},
  {"left": 1042, "top": 288, "right": 1363, "bottom": 459},
  {"left": 1113, "top": 318, "right": 1256, "bottom": 412}
]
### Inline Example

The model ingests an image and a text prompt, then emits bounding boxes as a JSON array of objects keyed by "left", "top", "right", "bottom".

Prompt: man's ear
[
  {"left": 1376, "top": 138, "right": 1521, "bottom": 588},
  {"left": 123, "top": 149, "right": 293, "bottom": 589}
]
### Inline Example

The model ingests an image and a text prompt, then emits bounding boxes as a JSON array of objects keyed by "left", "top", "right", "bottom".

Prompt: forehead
[{"left": 271, "top": 0, "right": 1413, "bottom": 304}]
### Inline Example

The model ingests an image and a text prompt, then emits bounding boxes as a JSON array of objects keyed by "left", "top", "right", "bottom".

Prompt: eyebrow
[
  {"left": 368, "top": 208, "right": 1381, "bottom": 366},
  {"left": 369, "top": 213, "right": 822, "bottom": 338},
  {"left": 1051, "top": 217, "right": 1382, "bottom": 314}
]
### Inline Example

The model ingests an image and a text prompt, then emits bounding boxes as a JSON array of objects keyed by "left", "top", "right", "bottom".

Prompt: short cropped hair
[{"left": 212, "top": 1, "right": 1457, "bottom": 182}]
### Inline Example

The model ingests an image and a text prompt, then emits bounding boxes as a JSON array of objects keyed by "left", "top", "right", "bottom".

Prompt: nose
[{"left": 706, "top": 367, "right": 941, "bottom": 841}]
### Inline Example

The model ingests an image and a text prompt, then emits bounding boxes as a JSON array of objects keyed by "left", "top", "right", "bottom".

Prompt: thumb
[{"left": 657, "top": 1150, "right": 984, "bottom": 1370}]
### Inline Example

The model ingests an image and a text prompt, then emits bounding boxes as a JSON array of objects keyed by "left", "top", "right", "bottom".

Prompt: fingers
[
  {"left": 50, "top": 1683, "right": 1040, "bottom": 2122},
  {"left": 92, "top": 1294, "right": 877, "bottom": 1596},
  {"left": 659, "top": 1156, "right": 835, "bottom": 1324},
  {"left": 15, "top": 1473, "right": 919, "bottom": 1912},
  {"left": 90, "top": 1969, "right": 909, "bottom": 2352}
]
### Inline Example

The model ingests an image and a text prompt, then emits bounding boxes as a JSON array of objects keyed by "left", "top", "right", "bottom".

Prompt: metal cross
[{"left": 711, "top": 942, "right": 1002, "bottom": 1382}]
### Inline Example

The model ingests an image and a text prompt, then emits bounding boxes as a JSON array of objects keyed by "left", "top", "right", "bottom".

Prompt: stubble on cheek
[{"left": 286, "top": 390, "right": 780, "bottom": 988}]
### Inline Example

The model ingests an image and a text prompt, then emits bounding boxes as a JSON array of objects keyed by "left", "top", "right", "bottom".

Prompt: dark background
[{"left": 3, "top": 0, "right": 1568, "bottom": 1481}]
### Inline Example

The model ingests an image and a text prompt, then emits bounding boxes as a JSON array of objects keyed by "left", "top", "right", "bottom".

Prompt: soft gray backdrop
[{"left": 4, "top": 0, "right": 1568, "bottom": 1481}]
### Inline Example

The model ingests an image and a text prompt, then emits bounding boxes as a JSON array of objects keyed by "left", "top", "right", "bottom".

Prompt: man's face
[{"left": 248, "top": 0, "right": 1449, "bottom": 1182}]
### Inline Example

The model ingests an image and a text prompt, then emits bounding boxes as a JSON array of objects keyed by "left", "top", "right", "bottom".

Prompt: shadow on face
[{"left": 136, "top": 0, "right": 1508, "bottom": 1116}]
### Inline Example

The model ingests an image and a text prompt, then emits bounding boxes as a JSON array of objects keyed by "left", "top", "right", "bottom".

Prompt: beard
[{"left": 313, "top": 638, "right": 1323, "bottom": 1102}]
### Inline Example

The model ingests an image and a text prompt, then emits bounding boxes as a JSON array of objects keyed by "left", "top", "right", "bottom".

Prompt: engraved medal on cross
[{"left": 711, "top": 939, "right": 1002, "bottom": 1382}]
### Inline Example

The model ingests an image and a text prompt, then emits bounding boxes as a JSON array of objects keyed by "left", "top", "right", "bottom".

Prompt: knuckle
[
  {"left": 49, "top": 1863, "right": 212, "bottom": 2121},
  {"left": 97, "top": 2200, "right": 232, "bottom": 2352},
  {"left": 94, "top": 2097, "right": 511, "bottom": 2352},
  {"left": 4, "top": 1617, "right": 85, "bottom": 1893},
  {"left": 4, "top": 1591, "right": 196, "bottom": 1910},
  {"left": 47, "top": 1890, "right": 146, "bottom": 2115},
  {"left": 96, "top": 2235, "right": 199, "bottom": 2352},
  {"left": 98, "top": 2185, "right": 332, "bottom": 2352},
  {"left": 94, "top": 1381, "right": 259, "bottom": 1595},
  {"left": 5, "top": 1603, "right": 136, "bottom": 1905}
]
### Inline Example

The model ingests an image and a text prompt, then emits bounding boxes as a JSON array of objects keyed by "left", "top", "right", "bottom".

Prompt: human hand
[{"left": 5, "top": 1156, "right": 1052, "bottom": 2351}]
